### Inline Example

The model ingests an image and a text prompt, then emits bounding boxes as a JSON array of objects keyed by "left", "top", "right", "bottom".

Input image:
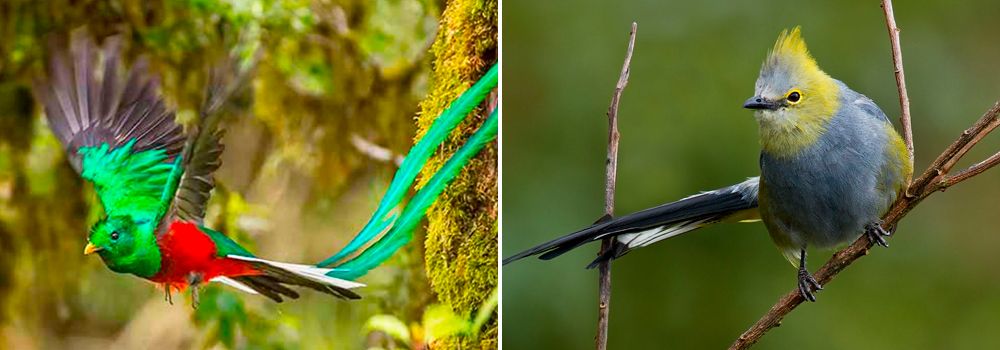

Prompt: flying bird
[{"left": 35, "top": 30, "right": 363, "bottom": 306}]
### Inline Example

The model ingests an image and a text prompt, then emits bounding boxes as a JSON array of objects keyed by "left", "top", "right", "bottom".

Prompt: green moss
[{"left": 415, "top": 0, "right": 498, "bottom": 348}]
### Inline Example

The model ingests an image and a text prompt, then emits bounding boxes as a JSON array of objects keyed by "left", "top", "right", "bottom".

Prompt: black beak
[{"left": 743, "top": 96, "right": 779, "bottom": 110}]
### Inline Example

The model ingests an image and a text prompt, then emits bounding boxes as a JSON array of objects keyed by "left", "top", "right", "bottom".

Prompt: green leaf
[
  {"left": 469, "top": 287, "right": 499, "bottom": 338},
  {"left": 364, "top": 314, "right": 411, "bottom": 344},
  {"left": 422, "top": 304, "right": 470, "bottom": 343}
]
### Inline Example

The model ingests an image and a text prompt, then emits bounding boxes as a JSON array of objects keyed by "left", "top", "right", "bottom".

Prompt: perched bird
[
  {"left": 35, "top": 30, "right": 363, "bottom": 305},
  {"left": 504, "top": 27, "right": 912, "bottom": 302}
]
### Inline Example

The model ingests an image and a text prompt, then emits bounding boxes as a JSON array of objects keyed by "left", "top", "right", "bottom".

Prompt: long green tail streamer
[
  {"left": 327, "top": 109, "right": 498, "bottom": 279},
  {"left": 317, "top": 64, "right": 498, "bottom": 268}
]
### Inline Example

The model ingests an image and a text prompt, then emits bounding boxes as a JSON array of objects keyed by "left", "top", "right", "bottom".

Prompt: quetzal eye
[
  {"left": 111, "top": 231, "right": 119, "bottom": 240},
  {"left": 786, "top": 90, "right": 802, "bottom": 103}
]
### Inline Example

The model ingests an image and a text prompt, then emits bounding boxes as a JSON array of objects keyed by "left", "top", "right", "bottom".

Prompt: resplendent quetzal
[
  {"left": 35, "top": 30, "right": 363, "bottom": 305},
  {"left": 37, "top": 28, "right": 499, "bottom": 306}
]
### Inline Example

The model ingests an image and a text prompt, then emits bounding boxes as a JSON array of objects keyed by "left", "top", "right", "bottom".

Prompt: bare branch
[
  {"left": 350, "top": 134, "right": 404, "bottom": 166},
  {"left": 908, "top": 101, "right": 1000, "bottom": 194},
  {"left": 941, "top": 150, "right": 1000, "bottom": 188},
  {"left": 596, "top": 22, "right": 636, "bottom": 350},
  {"left": 882, "top": 0, "right": 914, "bottom": 167}
]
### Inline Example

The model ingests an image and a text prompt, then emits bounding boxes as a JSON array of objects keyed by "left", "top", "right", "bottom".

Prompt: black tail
[
  {"left": 234, "top": 271, "right": 360, "bottom": 303},
  {"left": 224, "top": 255, "right": 363, "bottom": 302},
  {"left": 503, "top": 178, "right": 759, "bottom": 267}
]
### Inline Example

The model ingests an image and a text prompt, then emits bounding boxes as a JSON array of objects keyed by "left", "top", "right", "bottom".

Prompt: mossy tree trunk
[{"left": 415, "top": 0, "right": 498, "bottom": 348}]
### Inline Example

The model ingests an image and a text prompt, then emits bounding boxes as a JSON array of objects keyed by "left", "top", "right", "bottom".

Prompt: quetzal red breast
[{"left": 34, "top": 30, "right": 363, "bottom": 305}]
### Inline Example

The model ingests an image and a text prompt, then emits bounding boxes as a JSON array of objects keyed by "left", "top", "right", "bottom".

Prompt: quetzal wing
[
  {"left": 169, "top": 104, "right": 224, "bottom": 224},
  {"left": 34, "top": 29, "right": 185, "bottom": 214},
  {"left": 165, "top": 54, "right": 255, "bottom": 225}
]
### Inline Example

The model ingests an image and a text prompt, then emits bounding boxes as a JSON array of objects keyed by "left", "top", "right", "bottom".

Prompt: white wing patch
[{"left": 617, "top": 218, "right": 710, "bottom": 248}]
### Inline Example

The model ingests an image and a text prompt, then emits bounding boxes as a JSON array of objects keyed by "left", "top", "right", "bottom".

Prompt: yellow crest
[{"left": 764, "top": 26, "right": 821, "bottom": 76}]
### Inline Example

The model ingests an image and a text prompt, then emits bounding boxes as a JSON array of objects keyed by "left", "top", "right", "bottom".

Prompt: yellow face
[{"left": 744, "top": 27, "right": 840, "bottom": 157}]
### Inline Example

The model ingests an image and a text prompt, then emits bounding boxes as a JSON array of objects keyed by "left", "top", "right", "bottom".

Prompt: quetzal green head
[
  {"left": 85, "top": 214, "right": 162, "bottom": 278},
  {"left": 743, "top": 26, "right": 841, "bottom": 157}
]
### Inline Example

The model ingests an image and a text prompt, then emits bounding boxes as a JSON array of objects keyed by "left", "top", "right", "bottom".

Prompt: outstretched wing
[
  {"left": 164, "top": 52, "right": 255, "bottom": 225},
  {"left": 34, "top": 29, "right": 185, "bottom": 214}
]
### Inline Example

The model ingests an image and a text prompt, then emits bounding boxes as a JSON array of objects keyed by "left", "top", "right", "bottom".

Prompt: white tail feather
[
  {"left": 225, "top": 255, "right": 366, "bottom": 290},
  {"left": 211, "top": 276, "right": 259, "bottom": 294},
  {"left": 618, "top": 219, "right": 710, "bottom": 248}
]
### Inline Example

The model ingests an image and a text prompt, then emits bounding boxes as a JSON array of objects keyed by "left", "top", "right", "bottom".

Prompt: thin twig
[
  {"left": 596, "top": 22, "right": 636, "bottom": 350},
  {"left": 350, "top": 134, "right": 405, "bottom": 166},
  {"left": 941, "top": 150, "right": 1000, "bottom": 188},
  {"left": 882, "top": 0, "right": 914, "bottom": 167},
  {"left": 908, "top": 101, "right": 1000, "bottom": 194}
]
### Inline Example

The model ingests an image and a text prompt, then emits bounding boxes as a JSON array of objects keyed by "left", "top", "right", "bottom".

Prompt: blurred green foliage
[
  {"left": 0, "top": 0, "right": 499, "bottom": 349},
  {"left": 504, "top": 0, "right": 1000, "bottom": 349},
  {"left": 363, "top": 287, "right": 498, "bottom": 349}
]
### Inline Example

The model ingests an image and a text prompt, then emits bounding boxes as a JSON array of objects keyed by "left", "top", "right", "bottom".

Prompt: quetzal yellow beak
[{"left": 84, "top": 242, "right": 102, "bottom": 255}]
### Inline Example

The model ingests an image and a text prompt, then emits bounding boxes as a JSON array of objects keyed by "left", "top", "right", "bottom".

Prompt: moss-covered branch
[{"left": 415, "top": 0, "right": 498, "bottom": 348}]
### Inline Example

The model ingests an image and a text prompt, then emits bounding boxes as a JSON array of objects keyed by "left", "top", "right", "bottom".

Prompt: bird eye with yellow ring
[{"left": 786, "top": 89, "right": 802, "bottom": 104}]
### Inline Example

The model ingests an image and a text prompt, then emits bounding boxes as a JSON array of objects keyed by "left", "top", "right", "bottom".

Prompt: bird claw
[
  {"left": 164, "top": 285, "right": 174, "bottom": 305},
  {"left": 797, "top": 270, "right": 822, "bottom": 302},
  {"left": 187, "top": 273, "right": 203, "bottom": 310},
  {"left": 865, "top": 221, "right": 891, "bottom": 248},
  {"left": 191, "top": 285, "right": 200, "bottom": 310}
]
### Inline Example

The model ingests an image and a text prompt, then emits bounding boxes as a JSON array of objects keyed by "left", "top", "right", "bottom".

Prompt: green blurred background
[
  {"left": 503, "top": 1, "right": 1000, "bottom": 349},
  {"left": 0, "top": 0, "right": 498, "bottom": 349}
]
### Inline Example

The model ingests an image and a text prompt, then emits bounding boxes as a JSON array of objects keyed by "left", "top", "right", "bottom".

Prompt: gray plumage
[{"left": 759, "top": 81, "right": 907, "bottom": 265}]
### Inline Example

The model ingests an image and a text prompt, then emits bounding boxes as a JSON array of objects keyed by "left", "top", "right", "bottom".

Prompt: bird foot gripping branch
[
  {"left": 796, "top": 249, "right": 822, "bottom": 302},
  {"left": 38, "top": 28, "right": 498, "bottom": 307},
  {"left": 864, "top": 221, "right": 892, "bottom": 248}
]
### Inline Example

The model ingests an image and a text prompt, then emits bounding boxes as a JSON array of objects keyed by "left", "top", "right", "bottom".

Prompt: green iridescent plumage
[
  {"left": 318, "top": 63, "right": 498, "bottom": 268},
  {"left": 321, "top": 63, "right": 498, "bottom": 279},
  {"left": 78, "top": 141, "right": 173, "bottom": 278},
  {"left": 79, "top": 140, "right": 176, "bottom": 215},
  {"left": 201, "top": 226, "right": 255, "bottom": 258},
  {"left": 329, "top": 109, "right": 498, "bottom": 279},
  {"left": 88, "top": 214, "right": 162, "bottom": 278}
]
